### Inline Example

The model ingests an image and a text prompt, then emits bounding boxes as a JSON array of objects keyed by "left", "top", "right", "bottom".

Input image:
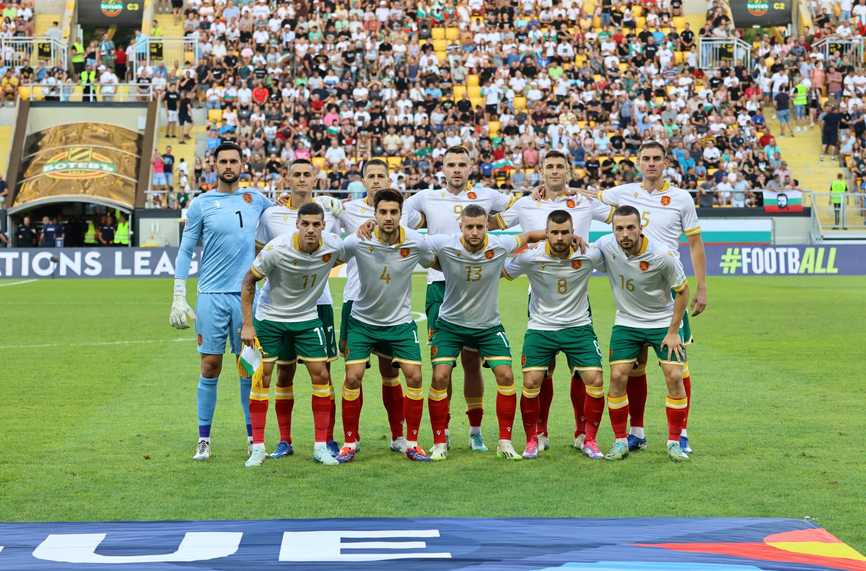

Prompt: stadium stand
[{"left": 138, "top": 0, "right": 810, "bottom": 211}]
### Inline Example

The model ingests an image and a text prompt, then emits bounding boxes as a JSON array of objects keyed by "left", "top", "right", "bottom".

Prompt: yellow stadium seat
[
  {"left": 593, "top": 74, "right": 603, "bottom": 83},
  {"left": 636, "top": 17, "right": 646, "bottom": 29},
  {"left": 675, "top": 51, "right": 683, "bottom": 65},
  {"left": 312, "top": 157, "right": 327, "bottom": 170},
  {"left": 468, "top": 85, "right": 482, "bottom": 99},
  {"left": 467, "top": 75, "right": 479, "bottom": 87},
  {"left": 673, "top": 16, "right": 686, "bottom": 30},
  {"left": 614, "top": 155, "right": 625, "bottom": 163},
  {"left": 470, "top": 97, "right": 484, "bottom": 108},
  {"left": 387, "top": 156, "right": 403, "bottom": 169},
  {"left": 488, "top": 121, "right": 501, "bottom": 136},
  {"left": 619, "top": 63, "right": 628, "bottom": 73},
  {"left": 632, "top": 6, "right": 642, "bottom": 16},
  {"left": 433, "top": 39, "right": 447, "bottom": 51},
  {"left": 656, "top": 96, "right": 665, "bottom": 104},
  {"left": 431, "top": 28, "right": 445, "bottom": 40},
  {"left": 435, "top": 51, "right": 447, "bottom": 62},
  {"left": 208, "top": 108, "right": 223, "bottom": 122},
  {"left": 707, "top": 168, "right": 718, "bottom": 177},
  {"left": 446, "top": 27, "right": 459, "bottom": 39},
  {"left": 593, "top": 16, "right": 601, "bottom": 27},
  {"left": 514, "top": 96, "right": 527, "bottom": 109},
  {"left": 453, "top": 85, "right": 467, "bottom": 99}
]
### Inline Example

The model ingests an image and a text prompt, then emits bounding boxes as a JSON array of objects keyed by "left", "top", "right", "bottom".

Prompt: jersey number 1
[{"left": 235, "top": 211, "right": 243, "bottom": 227}]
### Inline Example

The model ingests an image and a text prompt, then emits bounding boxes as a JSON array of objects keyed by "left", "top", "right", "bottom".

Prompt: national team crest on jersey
[
  {"left": 431, "top": 346, "right": 438, "bottom": 358},
  {"left": 661, "top": 196, "right": 671, "bottom": 206},
  {"left": 322, "top": 253, "right": 331, "bottom": 263},
  {"left": 521, "top": 355, "right": 527, "bottom": 366},
  {"left": 197, "top": 334, "right": 203, "bottom": 346},
  {"left": 640, "top": 261, "right": 650, "bottom": 272},
  {"left": 572, "top": 259, "right": 582, "bottom": 270},
  {"left": 243, "top": 193, "right": 253, "bottom": 204},
  {"left": 484, "top": 249, "right": 494, "bottom": 260},
  {"left": 400, "top": 247, "right": 410, "bottom": 258},
  {"left": 467, "top": 191, "right": 477, "bottom": 200},
  {"left": 567, "top": 199, "right": 576, "bottom": 208}
]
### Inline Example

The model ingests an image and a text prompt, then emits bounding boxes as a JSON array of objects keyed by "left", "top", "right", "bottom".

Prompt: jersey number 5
[{"left": 641, "top": 211, "right": 650, "bottom": 227}]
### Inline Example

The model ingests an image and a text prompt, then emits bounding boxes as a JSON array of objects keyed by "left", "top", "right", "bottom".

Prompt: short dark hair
[
  {"left": 543, "top": 150, "right": 570, "bottom": 167},
  {"left": 289, "top": 158, "right": 314, "bottom": 174},
  {"left": 612, "top": 205, "right": 641, "bottom": 225},
  {"left": 461, "top": 204, "right": 487, "bottom": 219},
  {"left": 444, "top": 146, "right": 471, "bottom": 159},
  {"left": 546, "top": 209, "right": 573, "bottom": 227},
  {"left": 298, "top": 202, "right": 324, "bottom": 219},
  {"left": 373, "top": 188, "right": 404, "bottom": 210},
  {"left": 213, "top": 142, "right": 243, "bottom": 162},
  {"left": 362, "top": 158, "right": 389, "bottom": 177},
  {"left": 638, "top": 141, "right": 667, "bottom": 158}
]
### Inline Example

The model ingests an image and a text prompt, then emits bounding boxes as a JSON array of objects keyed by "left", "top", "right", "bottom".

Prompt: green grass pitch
[{"left": 0, "top": 276, "right": 864, "bottom": 553}]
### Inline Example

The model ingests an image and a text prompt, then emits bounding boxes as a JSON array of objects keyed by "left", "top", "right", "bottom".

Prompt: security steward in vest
[
  {"left": 80, "top": 64, "right": 96, "bottom": 102},
  {"left": 72, "top": 40, "right": 85, "bottom": 76},
  {"left": 84, "top": 216, "right": 98, "bottom": 246},
  {"left": 116, "top": 213, "right": 130, "bottom": 245},
  {"left": 830, "top": 173, "right": 848, "bottom": 229}
]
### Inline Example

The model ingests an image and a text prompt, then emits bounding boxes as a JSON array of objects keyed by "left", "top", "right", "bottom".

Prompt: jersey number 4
[{"left": 380, "top": 267, "right": 391, "bottom": 284}]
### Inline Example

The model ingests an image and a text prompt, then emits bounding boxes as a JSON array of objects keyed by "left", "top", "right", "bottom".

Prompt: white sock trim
[{"left": 629, "top": 427, "right": 645, "bottom": 439}]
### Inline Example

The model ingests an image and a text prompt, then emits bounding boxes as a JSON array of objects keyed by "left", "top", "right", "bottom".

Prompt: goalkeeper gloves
[
  {"left": 316, "top": 195, "right": 344, "bottom": 219},
  {"left": 169, "top": 279, "right": 197, "bottom": 330}
]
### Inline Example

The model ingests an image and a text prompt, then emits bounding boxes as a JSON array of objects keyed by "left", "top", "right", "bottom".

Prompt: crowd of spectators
[{"left": 140, "top": 0, "right": 808, "bottom": 210}]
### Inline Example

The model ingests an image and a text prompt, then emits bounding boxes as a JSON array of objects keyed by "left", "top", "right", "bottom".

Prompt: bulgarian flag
[
  {"left": 238, "top": 340, "right": 265, "bottom": 399},
  {"left": 493, "top": 158, "right": 514, "bottom": 172},
  {"left": 764, "top": 190, "right": 803, "bottom": 213}
]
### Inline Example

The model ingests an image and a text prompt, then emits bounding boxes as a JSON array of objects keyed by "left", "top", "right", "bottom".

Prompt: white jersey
[
  {"left": 594, "top": 233, "right": 688, "bottom": 329},
  {"left": 338, "top": 197, "right": 377, "bottom": 303},
  {"left": 494, "top": 193, "right": 614, "bottom": 240},
  {"left": 597, "top": 181, "right": 701, "bottom": 261},
  {"left": 403, "top": 186, "right": 517, "bottom": 283},
  {"left": 342, "top": 227, "right": 435, "bottom": 327},
  {"left": 503, "top": 242, "right": 604, "bottom": 331},
  {"left": 251, "top": 232, "right": 345, "bottom": 323},
  {"left": 428, "top": 233, "right": 522, "bottom": 329},
  {"left": 255, "top": 198, "right": 340, "bottom": 305}
]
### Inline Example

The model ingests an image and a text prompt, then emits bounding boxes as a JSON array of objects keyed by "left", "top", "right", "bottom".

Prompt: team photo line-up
[{"left": 169, "top": 139, "right": 707, "bottom": 467}]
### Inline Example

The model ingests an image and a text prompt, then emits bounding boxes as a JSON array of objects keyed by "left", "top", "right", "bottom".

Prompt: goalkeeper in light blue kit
[{"left": 169, "top": 141, "right": 342, "bottom": 461}]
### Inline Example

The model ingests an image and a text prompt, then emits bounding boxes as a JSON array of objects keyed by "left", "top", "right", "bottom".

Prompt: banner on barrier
[
  {"left": 1, "top": 245, "right": 864, "bottom": 279},
  {"left": 0, "top": 248, "right": 201, "bottom": 279}
]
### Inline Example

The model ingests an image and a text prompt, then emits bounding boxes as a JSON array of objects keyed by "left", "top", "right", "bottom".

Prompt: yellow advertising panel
[{"left": 14, "top": 123, "right": 143, "bottom": 209}]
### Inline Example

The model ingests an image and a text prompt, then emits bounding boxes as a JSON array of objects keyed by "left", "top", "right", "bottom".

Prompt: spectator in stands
[
  {"left": 773, "top": 83, "right": 794, "bottom": 137},
  {"left": 0, "top": 174, "right": 7, "bottom": 207},
  {"left": 1, "top": 70, "right": 18, "bottom": 106},
  {"left": 820, "top": 103, "right": 842, "bottom": 161}
]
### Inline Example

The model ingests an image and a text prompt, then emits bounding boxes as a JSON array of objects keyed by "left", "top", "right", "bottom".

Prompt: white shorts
[{"left": 168, "top": 110, "right": 178, "bottom": 122}]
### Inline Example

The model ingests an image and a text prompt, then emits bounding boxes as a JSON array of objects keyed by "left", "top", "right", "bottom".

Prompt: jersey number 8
[{"left": 557, "top": 278, "right": 568, "bottom": 294}]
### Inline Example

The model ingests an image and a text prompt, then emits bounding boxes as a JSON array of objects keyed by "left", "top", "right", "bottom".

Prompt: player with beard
[
  {"left": 171, "top": 142, "right": 278, "bottom": 461},
  {"left": 494, "top": 150, "right": 614, "bottom": 455}
]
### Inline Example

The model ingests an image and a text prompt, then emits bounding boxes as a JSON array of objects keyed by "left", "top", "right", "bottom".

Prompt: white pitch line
[
  {"left": 0, "top": 338, "right": 194, "bottom": 350},
  {"left": 0, "top": 279, "right": 37, "bottom": 287}
]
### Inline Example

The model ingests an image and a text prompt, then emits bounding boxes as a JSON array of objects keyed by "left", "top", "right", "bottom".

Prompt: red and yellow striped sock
[
  {"left": 537, "top": 374, "right": 554, "bottom": 436},
  {"left": 465, "top": 396, "right": 484, "bottom": 428},
  {"left": 275, "top": 385, "right": 294, "bottom": 444},
  {"left": 626, "top": 364, "right": 647, "bottom": 429},
  {"left": 666, "top": 395, "right": 688, "bottom": 442},
  {"left": 583, "top": 385, "right": 605, "bottom": 442},
  {"left": 249, "top": 382, "right": 269, "bottom": 445},
  {"left": 521, "top": 386, "right": 541, "bottom": 444},
  {"left": 311, "top": 383, "right": 332, "bottom": 444},
  {"left": 341, "top": 385, "right": 362, "bottom": 445},
  {"left": 428, "top": 387, "right": 449, "bottom": 444},
  {"left": 607, "top": 393, "right": 630, "bottom": 439},
  {"left": 682, "top": 361, "right": 692, "bottom": 429},
  {"left": 496, "top": 384, "right": 517, "bottom": 441},
  {"left": 326, "top": 381, "right": 337, "bottom": 442},
  {"left": 404, "top": 385, "right": 424, "bottom": 445},
  {"left": 382, "top": 376, "right": 405, "bottom": 439},
  {"left": 570, "top": 376, "right": 587, "bottom": 436}
]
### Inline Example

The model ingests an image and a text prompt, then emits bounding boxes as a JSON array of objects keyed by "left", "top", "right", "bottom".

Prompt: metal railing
[
  {"left": 132, "top": 38, "right": 200, "bottom": 77},
  {"left": 23, "top": 82, "right": 156, "bottom": 102},
  {"left": 810, "top": 192, "right": 866, "bottom": 241},
  {"left": 814, "top": 37, "right": 864, "bottom": 65},
  {"left": 0, "top": 37, "right": 68, "bottom": 69},
  {"left": 697, "top": 37, "right": 751, "bottom": 71}
]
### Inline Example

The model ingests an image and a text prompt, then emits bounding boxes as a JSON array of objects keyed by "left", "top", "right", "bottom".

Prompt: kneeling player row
[{"left": 239, "top": 192, "right": 692, "bottom": 467}]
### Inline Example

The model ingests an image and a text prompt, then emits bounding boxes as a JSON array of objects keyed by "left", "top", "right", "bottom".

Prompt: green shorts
[
  {"left": 339, "top": 300, "right": 353, "bottom": 355},
  {"left": 344, "top": 316, "right": 423, "bottom": 369},
  {"left": 253, "top": 317, "right": 329, "bottom": 365},
  {"left": 299, "top": 304, "right": 336, "bottom": 363},
  {"left": 424, "top": 281, "right": 445, "bottom": 342},
  {"left": 672, "top": 288, "right": 694, "bottom": 346},
  {"left": 609, "top": 325, "right": 686, "bottom": 367},
  {"left": 431, "top": 319, "right": 512, "bottom": 369},
  {"left": 521, "top": 325, "right": 603, "bottom": 376}
]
